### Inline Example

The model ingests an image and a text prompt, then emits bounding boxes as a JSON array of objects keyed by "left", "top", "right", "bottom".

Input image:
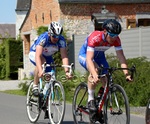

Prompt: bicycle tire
[
  {"left": 72, "top": 82, "right": 90, "bottom": 124},
  {"left": 104, "top": 84, "right": 130, "bottom": 124},
  {"left": 145, "top": 99, "right": 150, "bottom": 124},
  {"left": 48, "top": 81, "right": 66, "bottom": 124},
  {"left": 26, "top": 81, "right": 41, "bottom": 123}
]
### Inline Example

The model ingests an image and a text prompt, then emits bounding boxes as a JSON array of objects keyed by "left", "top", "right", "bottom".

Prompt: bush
[
  {"left": 107, "top": 55, "right": 150, "bottom": 106},
  {"left": 19, "top": 55, "right": 150, "bottom": 106}
]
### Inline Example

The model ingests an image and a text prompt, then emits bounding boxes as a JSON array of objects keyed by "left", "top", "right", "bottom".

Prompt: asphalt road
[{"left": 0, "top": 92, "right": 145, "bottom": 124}]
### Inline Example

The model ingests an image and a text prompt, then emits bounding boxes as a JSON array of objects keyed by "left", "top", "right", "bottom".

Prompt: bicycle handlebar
[
  {"left": 99, "top": 65, "right": 136, "bottom": 80},
  {"left": 42, "top": 62, "right": 74, "bottom": 75},
  {"left": 62, "top": 63, "right": 74, "bottom": 75}
]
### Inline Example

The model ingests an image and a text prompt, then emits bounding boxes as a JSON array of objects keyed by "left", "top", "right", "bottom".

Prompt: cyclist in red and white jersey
[{"left": 78, "top": 19, "right": 132, "bottom": 121}]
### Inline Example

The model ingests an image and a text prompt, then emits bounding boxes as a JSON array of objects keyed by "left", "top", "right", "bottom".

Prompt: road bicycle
[
  {"left": 145, "top": 99, "right": 150, "bottom": 124},
  {"left": 72, "top": 65, "right": 136, "bottom": 124},
  {"left": 26, "top": 62, "right": 74, "bottom": 124}
]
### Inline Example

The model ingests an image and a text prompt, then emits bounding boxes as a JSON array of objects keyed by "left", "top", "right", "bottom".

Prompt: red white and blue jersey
[
  {"left": 79, "top": 31, "right": 122, "bottom": 59},
  {"left": 30, "top": 32, "right": 66, "bottom": 57}
]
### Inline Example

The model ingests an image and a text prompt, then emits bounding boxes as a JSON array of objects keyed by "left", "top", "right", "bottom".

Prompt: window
[
  {"left": 127, "top": 19, "right": 136, "bottom": 29},
  {"left": 138, "top": 19, "right": 150, "bottom": 27}
]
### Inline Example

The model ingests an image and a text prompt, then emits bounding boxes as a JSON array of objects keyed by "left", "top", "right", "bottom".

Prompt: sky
[{"left": 0, "top": 0, "right": 17, "bottom": 24}]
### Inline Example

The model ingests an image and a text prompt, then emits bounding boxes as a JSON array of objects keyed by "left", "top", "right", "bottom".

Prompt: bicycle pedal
[
  {"left": 89, "top": 112, "right": 97, "bottom": 123},
  {"left": 44, "top": 110, "right": 49, "bottom": 119}
]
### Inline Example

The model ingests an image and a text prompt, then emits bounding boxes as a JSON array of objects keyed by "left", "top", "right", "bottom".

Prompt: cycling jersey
[
  {"left": 78, "top": 31, "right": 122, "bottom": 73},
  {"left": 29, "top": 32, "right": 66, "bottom": 66},
  {"left": 30, "top": 32, "right": 66, "bottom": 56}
]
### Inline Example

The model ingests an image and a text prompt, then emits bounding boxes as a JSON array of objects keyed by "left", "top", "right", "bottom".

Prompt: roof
[
  {"left": 59, "top": 0, "right": 150, "bottom": 3},
  {"left": 15, "top": 0, "right": 31, "bottom": 11},
  {"left": 0, "top": 24, "right": 16, "bottom": 38}
]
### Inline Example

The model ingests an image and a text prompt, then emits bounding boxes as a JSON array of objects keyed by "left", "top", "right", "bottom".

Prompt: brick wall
[
  {"left": 60, "top": 3, "right": 150, "bottom": 36},
  {"left": 21, "top": 0, "right": 60, "bottom": 32}
]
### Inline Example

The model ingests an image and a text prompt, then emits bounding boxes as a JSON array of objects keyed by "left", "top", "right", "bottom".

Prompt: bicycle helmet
[
  {"left": 102, "top": 19, "right": 122, "bottom": 35},
  {"left": 48, "top": 21, "right": 63, "bottom": 36}
]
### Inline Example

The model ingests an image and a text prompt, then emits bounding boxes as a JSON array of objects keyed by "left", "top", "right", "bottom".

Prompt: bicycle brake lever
[
  {"left": 69, "top": 63, "right": 74, "bottom": 75},
  {"left": 130, "top": 65, "right": 136, "bottom": 80}
]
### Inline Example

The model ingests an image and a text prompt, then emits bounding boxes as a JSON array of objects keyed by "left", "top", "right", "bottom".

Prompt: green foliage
[
  {"left": 124, "top": 57, "right": 150, "bottom": 106},
  {"left": 106, "top": 54, "right": 150, "bottom": 107},
  {"left": 18, "top": 81, "right": 29, "bottom": 93},
  {"left": 0, "top": 43, "right": 6, "bottom": 79},
  {"left": 0, "top": 38, "right": 23, "bottom": 79},
  {"left": 18, "top": 55, "right": 150, "bottom": 106},
  {"left": 56, "top": 70, "right": 86, "bottom": 102},
  {"left": 37, "top": 26, "right": 48, "bottom": 35}
]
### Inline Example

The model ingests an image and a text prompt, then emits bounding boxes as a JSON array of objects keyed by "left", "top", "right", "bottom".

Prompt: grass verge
[{"left": 0, "top": 89, "right": 26, "bottom": 96}]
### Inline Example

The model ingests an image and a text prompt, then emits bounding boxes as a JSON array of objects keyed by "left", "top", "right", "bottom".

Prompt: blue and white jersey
[{"left": 30, "top": 32, "right": 66, "bottom": 57}]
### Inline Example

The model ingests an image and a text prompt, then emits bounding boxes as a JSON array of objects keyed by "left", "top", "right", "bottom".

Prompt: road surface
[{"left": 0, "top": 93, "right": 145, "bottom": 124}]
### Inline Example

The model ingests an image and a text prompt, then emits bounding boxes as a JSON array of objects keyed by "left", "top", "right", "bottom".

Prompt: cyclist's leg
[
  {"left": 79, "top": 54, "right": 97, "bottom": 123},
  {"left": 29, "top": 51, "right": 46, "bottom": 96},
  {"left": 79, "top": 54, "right": 96, "bottom": 109},
  {"left": 96, "top": 54, "right": 109, "bottom": 96},
  {"left": 42, "top": 55, "right": 54, "bottom": 119}
]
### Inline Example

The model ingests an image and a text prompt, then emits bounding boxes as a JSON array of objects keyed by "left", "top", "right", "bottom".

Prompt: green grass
[{"left": 0, "top": 89, "right": 26, "bottom": 96}]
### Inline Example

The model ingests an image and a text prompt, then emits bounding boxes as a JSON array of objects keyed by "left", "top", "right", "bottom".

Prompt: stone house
[
  {"left": 15, "top": 0, "right": 30, "bottom": 38},
  {"left": 16, "top": 0, "right": 150, "bottom": 79}
]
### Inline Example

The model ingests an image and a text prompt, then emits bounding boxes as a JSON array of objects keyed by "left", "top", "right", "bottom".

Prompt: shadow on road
[
  {"left": 62, "top": 121, "right": 74, "bottom": 124},
  {"left": 35, "top": 121, "right": 74, "bottom": 124}
]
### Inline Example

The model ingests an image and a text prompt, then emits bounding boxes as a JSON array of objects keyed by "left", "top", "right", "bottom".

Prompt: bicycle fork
[{"left": 108, "top": 86, "right": 123, "bottom": 115}]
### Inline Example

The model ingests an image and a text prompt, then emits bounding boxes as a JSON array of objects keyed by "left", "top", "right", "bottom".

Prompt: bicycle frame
[
  {"left": 39, "top": 63, "right": 74, "bottom": 108},
  {"left": 97, "top": 66, "right": 136, "bottom": 114},
  {"left": 26, "top": 62, "right": 74, "bottom": 124},
  {"left": 72, "top": 65, "right": 136, "bottom": 124}
]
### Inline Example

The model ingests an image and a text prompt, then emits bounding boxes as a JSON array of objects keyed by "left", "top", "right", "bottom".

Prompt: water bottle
[{"left": 43, "top": 83, "right": 49, "bottom": 96}]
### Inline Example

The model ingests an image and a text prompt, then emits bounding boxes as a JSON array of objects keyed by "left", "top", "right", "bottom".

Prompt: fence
[{"left": 71, "top": 26, "right": 150, "bottom": 73}]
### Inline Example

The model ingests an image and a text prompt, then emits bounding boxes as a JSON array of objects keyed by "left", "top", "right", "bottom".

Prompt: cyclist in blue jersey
[
  {"left": 29, "top": 21, "right": 71, "bottom": 97},
  {"left": 78, "top": 19, "right": 132, "bottom": 122}
]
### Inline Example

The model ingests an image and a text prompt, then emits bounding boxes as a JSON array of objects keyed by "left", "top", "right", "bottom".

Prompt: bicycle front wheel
[
  {"left": 48, "top": 81, "right": 65, "bottom": 124},
  {"left": 26, "top": 81, "right": 41, "bottom": 123},
  {"left": 72, "top": 82, "right": 90, "bottom": 124},
  {"left": 104, "top": 84, "right": 130, "bottom": 124},
  {"left": 145, "top": 99, "right": 150, "bottom": 124}
]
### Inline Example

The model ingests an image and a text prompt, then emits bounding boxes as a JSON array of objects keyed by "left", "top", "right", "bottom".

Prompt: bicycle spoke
[
  {"left": 48, "top": 81, "right": 65, "bottom": 124},
  {"left": 104, "top": 84, "right": 130, "bottom": 124},
  {"left": 26, "top": 81, "right": 41, "bottom": 123},
  {"left": 72, "top": 82, "right": 90, "bottom": 124}
]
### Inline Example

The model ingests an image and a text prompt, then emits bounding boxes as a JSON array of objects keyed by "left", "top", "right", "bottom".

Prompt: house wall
[
  {"left": 16, "top": 11, "right": 28, "bottom": 38},
  {"left": 21, "top": 0, "right": 60, "bottom": 33},
  {"left": 60, "top": 3, "right": 150, "bottom": 38}
]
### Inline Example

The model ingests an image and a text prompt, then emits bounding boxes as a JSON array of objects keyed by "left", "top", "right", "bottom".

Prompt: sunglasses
[
  {"left": 51, "top": 34, "right": 59, "bottom": 39},
  {"left": 107, "top": 32, "right": 118, "bottom": 38}
]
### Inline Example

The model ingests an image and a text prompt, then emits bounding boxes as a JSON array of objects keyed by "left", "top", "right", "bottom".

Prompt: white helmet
[{"left": 48, "top": 21, "right": 63, "bottom": 36}]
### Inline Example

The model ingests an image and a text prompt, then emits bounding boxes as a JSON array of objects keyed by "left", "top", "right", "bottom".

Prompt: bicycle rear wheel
[
  {"left": 104, "top": 84, "right": 130, "bottom": 124},
  {"left": 48, "top": 81, "right": 65, "bottom": 124},
  {"left": 26, "top": 81, "right": 41, "bottom": 123},
  {"left": 145, "top": 99, "right": 150, "bottom": 124},
  {"left": 72, "top": 82, "right": 90, "bottom": 124}
]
